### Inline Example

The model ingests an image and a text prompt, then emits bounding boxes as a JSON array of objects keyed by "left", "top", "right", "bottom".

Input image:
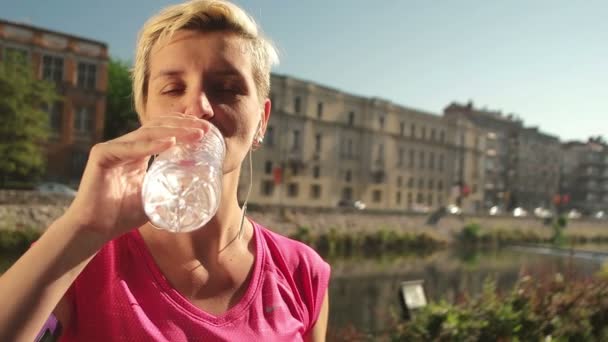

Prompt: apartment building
[
  {"left": 512, "top": 127, "right": 561, "bottom": 209},
  {"left": 244, "top": 74, "right": 455, "bottom": 211},
  {"left": 444, "top": 102, "right": 523, "bottom": 210},
  {"left": 561, "top": 138, "right": 608, "bottom": 214},
  {"left": 0, "top": 19, "right": 108, "bottom": 184}
]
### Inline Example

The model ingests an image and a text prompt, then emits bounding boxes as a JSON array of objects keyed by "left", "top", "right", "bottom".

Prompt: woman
[{"left": 0, "top": 1, "right": 330, "bottom": 341}]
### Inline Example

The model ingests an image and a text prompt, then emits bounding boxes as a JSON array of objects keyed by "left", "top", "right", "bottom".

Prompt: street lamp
[{"left": 399, "top": 280, "right": 427, "bottom": 320}]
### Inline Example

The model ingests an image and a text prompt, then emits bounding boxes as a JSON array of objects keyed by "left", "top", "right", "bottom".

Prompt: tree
[
  {"left": 0, "top": 53, "right": 58, "bottom": 187},
  {"left": 104, "top": 58, "right": 140, "bottom": 140}
]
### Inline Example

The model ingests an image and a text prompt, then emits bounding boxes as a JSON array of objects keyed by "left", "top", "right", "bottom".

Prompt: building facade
[
  {"left": 444, "top": 102, "right": 524, "bottom": 211},
  {"left": 0, "top": 19, "right": 108, "bottom": 184},
  {"left": 243, "top": 74, "right": 456, "bottom": 211},
  {"left": 560, "top": 138, "right": 608, "bottom": 214},
  {"left": 512, "top": 127, "right": 561, "bottom": 209}
]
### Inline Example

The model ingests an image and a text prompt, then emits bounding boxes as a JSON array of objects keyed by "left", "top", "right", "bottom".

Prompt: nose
[{"left": 183, "top": 91, "right": 214, "bottom": 120}]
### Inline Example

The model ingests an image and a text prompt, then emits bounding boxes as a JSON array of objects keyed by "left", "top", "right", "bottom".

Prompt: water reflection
[{"left": 328, "top": 247, "right": 601, "bottom": 336}]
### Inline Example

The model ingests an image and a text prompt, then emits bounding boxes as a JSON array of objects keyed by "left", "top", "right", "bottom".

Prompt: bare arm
[
  {"left": 306, "top": 289, "right": 329, "bottom": 342},
  {"left": 0, "top": 216, "right": 105, "bottom": 341},
  {"left": 0, "top": 115, "right": 209, "bottom": 341}
]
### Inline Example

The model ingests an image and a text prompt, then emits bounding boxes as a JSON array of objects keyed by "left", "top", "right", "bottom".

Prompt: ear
[{"left": 260, "top": 97, "right": 272, "bottom": 136}]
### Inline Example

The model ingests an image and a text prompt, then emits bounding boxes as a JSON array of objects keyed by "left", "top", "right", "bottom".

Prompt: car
[
  {"left": 36, "top": 182, "right": 77, "bottom": 197},
  {"left": 594, "top": 211, "right": 606, "bottom": 219},
  {"left": 534, "top": 207, "right": 553, "bottom": 219},
  {"left": 489, "top": 206, "right": 501, "bottom": 216},
  {"left": 337, "top": 200, "right": 366, "bottom": 210},
  {"left": 513, "top": 207, "right": 528, "bottom": 217},
  {"left": 446, "top": 204, "right": 462, "bottom": 215},
  {"left": 567, "top": 209, "right": 582, "bottom": 219}
]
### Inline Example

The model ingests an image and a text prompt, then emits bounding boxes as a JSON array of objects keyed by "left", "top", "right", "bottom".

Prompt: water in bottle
[{"left": 141, "top": 124, "right": 225, "bottom": 233}]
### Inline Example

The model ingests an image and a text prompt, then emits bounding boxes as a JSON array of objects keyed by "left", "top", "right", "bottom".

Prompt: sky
[{"left": 1, "top": 0, "right": 606, "bottom": 142}]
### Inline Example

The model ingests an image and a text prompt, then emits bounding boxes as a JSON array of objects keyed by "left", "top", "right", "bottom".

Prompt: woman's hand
[{"left": 62, "top": 114, "right": 211, "bottom": 241}]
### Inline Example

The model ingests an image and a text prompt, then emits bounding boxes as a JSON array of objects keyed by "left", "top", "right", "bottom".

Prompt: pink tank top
[{"left": 59, "top": 220, "right": 330, "bottom": 341}]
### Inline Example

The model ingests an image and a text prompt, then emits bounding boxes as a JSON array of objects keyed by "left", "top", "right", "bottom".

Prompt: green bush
[
  {"left": 459, "top": 223, "right": 481, "bottom": 244},
  {"left": 392, "top": 275, "right": 608, "bottom": 341},
  {"left": 0, "top": 229, "right": 41, "bottom": 253}
]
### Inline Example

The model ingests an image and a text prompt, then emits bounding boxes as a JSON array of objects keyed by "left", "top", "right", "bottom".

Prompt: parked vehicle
[
  {"left": 533, "top": 207, "right": 553, "bottom": 219},
  {"left": 513, "top": 207, "right": 528, "bottom": 217},
  {"left": 337, "top": 200, "right": 366, "bottom": 210},
  {"left": 446, "top": 204, "right": 462, "bottom": 215},
  {"left": 567, "top": 209, "right": 582, "bottom": 219}
]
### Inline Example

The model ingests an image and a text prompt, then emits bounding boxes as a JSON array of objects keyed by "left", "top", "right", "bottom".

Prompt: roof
[{"left": 0, "top": 18, "right": 107, "bottom": 48}]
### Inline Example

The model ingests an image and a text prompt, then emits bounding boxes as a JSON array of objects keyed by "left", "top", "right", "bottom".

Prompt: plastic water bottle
[{"left": 141, "top": 124, "right": 225, "bottom": 233}]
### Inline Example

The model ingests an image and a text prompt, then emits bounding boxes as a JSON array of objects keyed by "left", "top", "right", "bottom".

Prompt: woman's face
[{"left": 145, "top": 30, "right": 269, "bottom": 173}]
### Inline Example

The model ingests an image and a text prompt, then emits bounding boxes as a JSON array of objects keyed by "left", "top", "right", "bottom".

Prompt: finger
[
  {"left": 90, "top": 137, "right": 176, "bottom": 168},
  {"left": 115, "top": 126, "right": 205, "bottom": 144}
]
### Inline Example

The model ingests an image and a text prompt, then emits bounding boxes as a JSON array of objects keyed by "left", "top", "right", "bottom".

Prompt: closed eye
[{"left": 160, "top": 84, "right": 185, "bottom": 96}]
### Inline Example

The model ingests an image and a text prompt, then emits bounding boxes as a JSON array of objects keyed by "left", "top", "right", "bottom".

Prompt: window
[
  {"left": 74, "top": 106, "right": 94, "bottom": 134},
  {"left": 42, "top": 55, "right": 64, "bottom": 83},
  {"left": 407, "top": 192, "right": 413, "bottom": 207},
  {"left": 292, "top": 130, "right": 300, "bottom": 151},
  {"left": 427, "top": 194, "right": 433, "bottom": 206},
  {"left": 4, "top": 47, "right": 28, "bottom": 64},
  {"left": 317, "top": 102, "right": 323, "bottom": 119},
  {"left": 409, "top": 150, "right": 415, "bottom": 168},
  {"left": 428, "top": 179, "right": 434, "bottom": 189},
  {"left": 290, "top": 164, "right": 299, "bottom": 176},
  {"left": 294, "top": 96, "right": 301, "bottom": 114},
  {"left": 397, "top": 176, "right": 402, "bottom": 187},
  {"left": 398, "top": 148, "right": 404, "bottom": 166},
  {"left": 342, "top": 187, "right": 353, "bottom": 201},
  {"left": 372, "top": 190, "right": 382, "bottom": 203},
  {"left": 429, "top": 152, "right": 435, "bottom": 170},
  {"left": 265, "top": 126, "right": 274, "bottom": 146},
  {"left": 71, "top": 150, "right": 88, "bottom": 178},
  {"left": 77, "top": 62, "right": 97, "bottom": 89},
  {"left": 416, "top": 193, "right": 424, "bottom": 204},
  {"left": 261, "top": 180, "right": 274, "bottom": 196},
  {"left": 45, "top": 101, "right": 63, "bottom": 134},
  {"left": 408, "top": 177, "right": 414, "bottom": 188},
  {"left": 345, "top": 170, "right": 352, "bottom": 182},
  {"left": 431, "top": 129, "right": 436, "bottom": 141},
  {"left": 313, "top": 166, "right": 320, "bottom": 179},
  {"left": 287, "top": 183, "right": 299, "bottom": 197},
  {"left": 419, "top": 151, "right": 425, "bottom": 170},
  {"left": 348, "top": 111, "right": 355, "bottom": 126},
  {"left": 400, "top": 122, "right": 405, "bottom": 136},
  {"left": 438, "top": 180, "right": 444, "bottom": 191},
  {"left": 315, "top": 133, "right": 322, "bottom": 153},
  {"left": 418, "top": 178, "right": 424, "bottom": 189},
  {"left": 265, "top": 161, "right": 273, "bottom": 175},
  {"left": 396, "top": 191, "right": 401, "bottom": 204},
  {"left": 439, "top": 154, "right": 444, "bottom": 172},
  {"left": 379, "top": 116, "right": 385, "bottom": 130},
  {"left": 440, "top": 131, "right": 445, "bottom": 143},
  {"left": 421, "top": 127, "right": 426, "bottom": 140},
  {"left": 347, "top": 139, "right": 353, "bottom": 158},
  {"left": 377, "top": 144, "right": 384, "bottom": 162},
  {"left": 310, "top": 184, "right": 321, "bottom": 199},
  {"left": 411, "top": 124, "right": 416, "bottom": 138}
]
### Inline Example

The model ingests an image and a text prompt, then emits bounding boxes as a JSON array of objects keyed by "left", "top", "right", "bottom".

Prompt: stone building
[
  {"left": 560, "top": 137, "right": 608, "bottom": 214},
  {"left": 0, "top": 19, "right": 108, "bottom": 184},
  {"left": 245, "top": 74, "right": 455, "bottom": 211}
]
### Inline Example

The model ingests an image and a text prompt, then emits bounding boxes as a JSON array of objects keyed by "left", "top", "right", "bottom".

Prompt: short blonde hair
[{"left": 132, "top": 0, "right": 279, "bottom": 118}]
